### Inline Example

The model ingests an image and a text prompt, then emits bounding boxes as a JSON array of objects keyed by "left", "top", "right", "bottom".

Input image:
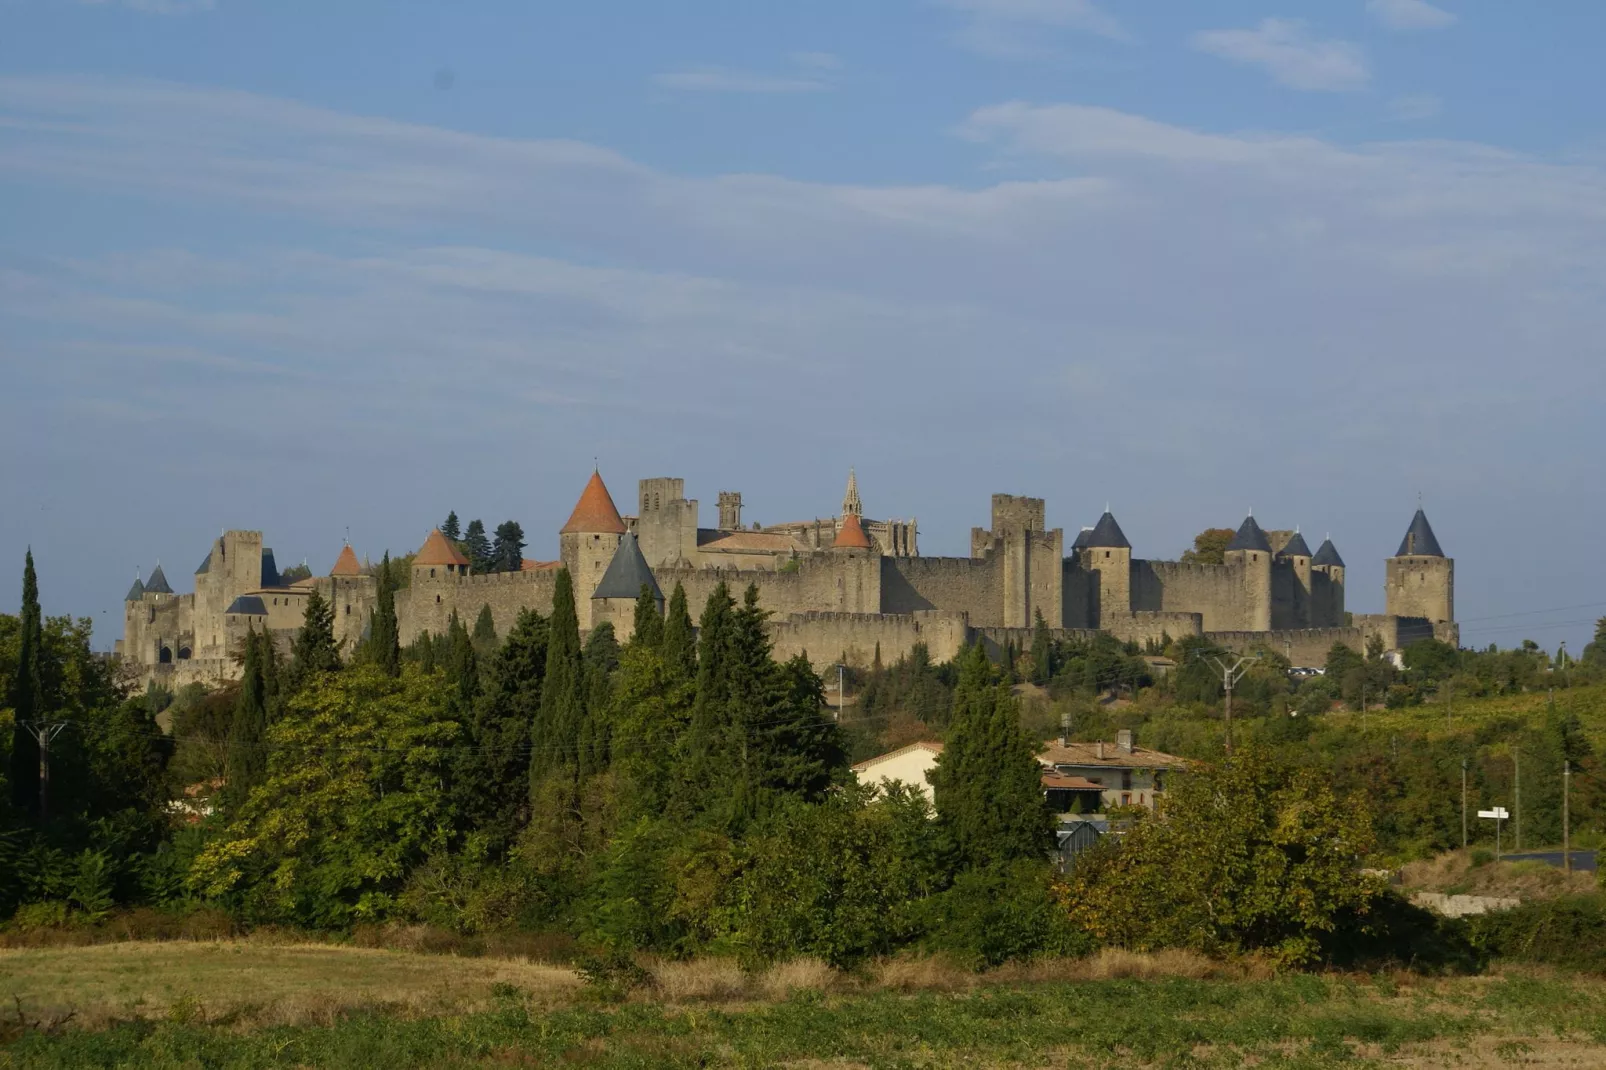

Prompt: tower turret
[
  {"left": 1276, "top": 529, "right": 1312, "bottom": 628},
  {"left": 1385, "top": 508, "right": 1453, "bottom": 624},
  {"left": 590, "top": 531, "right": 662, "bottom": 642},
  {"left": 560, "top": 470, "right": 627, "bottom": 630},
  {"left": 1311, "top": 536, "right": 1346, "bottom": 627},
  {"left": 1081, "top": 510, "right": 1131, "bottom": 626},
  {"left": 1223, "top": 514, "right": 1273, "bottom": 631}
]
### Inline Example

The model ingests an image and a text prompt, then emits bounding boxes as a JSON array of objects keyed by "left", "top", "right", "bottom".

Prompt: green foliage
[
  {"left": 288, "top": 587, "right": 340, "bottom": 691},
  {"left": 1180, "top": 527, "right": 1235, "bottom": 565},
  {"left": 1066, "top": 747, "right": 1382, "bottom": 965},
  {"left": 471, "top": 604, "right": 498, "bottom": 658},
  {"left": 1584, "top": 618, "right": 1606, "bottom": 667},
  {"left": 631, "top": 586, "right": 663, "bottom": 650},
  {"left": 531, "top": 569, "right": 584, "bottom": 791},
  {"left": 463, "top": 519, "right": 492, "bottom": 574},
  {"left": 1468, "top": 894, "right": 1606, "bottom": 973},
  {"left": 660, "top": 583, "right": 696, "bottom": 685},
  {"left": 221, "top": 627, "right": 269, "bottom": 814},
  {"left": 923, "top": 859, "right": 1092, "bottom": 968},
  {"left": 1029, "top": 609, "right": 1052, "bottom": 686},
  {"left": 454, "top": 608, "right": 545, "bottom": 850},
  {"left": 10, "top": 550, "right": 43, "bottom": 814},
  {"left": 440, "top": 511, "right": 461, "bottom": 544},
  {"left": 190, "top": 666, "right": 461, "bottom": 926},
  {"left": 930, "top": 644, "right": 1054, "bottom": 870},
  {"left": 364, "top": 552, "right": 401, "bottom": 677},
  {"left": 490, "top": 520, "right": 526, "bottom": 574}
]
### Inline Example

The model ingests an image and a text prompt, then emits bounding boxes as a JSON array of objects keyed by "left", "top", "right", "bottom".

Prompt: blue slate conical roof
[
  {"left": 1085, "top": 511, "right": 1130, "bottom": 549},
  {"left": 591, "top": 532, "right": 662, "bottom": 601},
  {"left": 1312, "top": 538, "right": 1345, "bottom": 568},
  {"left": 1279, "top": 531, "right": 1312, "bottom": 558},
  {"left": 1396, "top": 509, "right": 1444, "bottom": 557},
  {"left": 1071, "top": 527, "right": 1093, "bottom": 551},
  {"left": 1227, "top": 515, "right": 1272, "bottom": 553},
  {"left": 225, "top": 595, "right": 268, "bottom": 616},
  {"left": 144, "top": 565, "right": 173, "bottom": 595},
  {"left": 125, "top": 576, "right": 145, "bottom": 602}
]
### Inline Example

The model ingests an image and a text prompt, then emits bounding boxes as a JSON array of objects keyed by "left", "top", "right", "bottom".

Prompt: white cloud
[
  {"left": 77, "top": 0, "right": 216, "bottom": 12},
  {"left": 1191, "top": 19, "right": 1369, "bottom": 91},
  {"left": 653, "top": 66, "right": 829, "bottom": 94},
  {"left": 1367, "top": 0, "right": 1457, "bottom": 31},
  {"left": 790, "top": 51, "right": 842, "bottom": 71},
  {"left": 938, "top": 0, "right": 1130, "bottom": 57},
  {"left": 1387, "top": 93, "right": 1443, "bottom": 121}
]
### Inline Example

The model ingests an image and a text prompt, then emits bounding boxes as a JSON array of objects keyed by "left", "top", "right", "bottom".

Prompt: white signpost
[{"left": 1478, "top": 807, "right": 1510, "bottom": 861}]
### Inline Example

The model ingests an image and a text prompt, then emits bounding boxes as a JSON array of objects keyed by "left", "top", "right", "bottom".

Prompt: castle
[{"left": 117, "top": 470, "right": 1458, "bottom": 689}]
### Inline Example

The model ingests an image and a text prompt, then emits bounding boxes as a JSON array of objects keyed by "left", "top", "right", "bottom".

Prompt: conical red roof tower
[
  {"left": 330, "top": 544, "right": 362, "bottom": 576},
  {"left": 833, "top": 511, "right": 873, "bottom": 550},
  {"left": 415, "top": 529, "right": 471, "bottom": 567},
  {"left": 561, "top": 471, "right": 626, "bottom": 535}
]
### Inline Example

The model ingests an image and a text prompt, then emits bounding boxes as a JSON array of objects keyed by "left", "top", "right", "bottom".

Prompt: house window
[
  {"left": 1154, "top": 772, "right": 1165, "bottom": 791},
  {"left": 1121, "top": 793, "right": 1131, "bottom": 807},
  {"left": 436, "top": 595, "right": 441, "bottom": 604},
  {"left": 345, "top": 604, "right": 351, "bottom": 615},
  {"left": 431, "top": 568, "right": 436, "bottom": 578},
  {"left": 1121, "top": 770, "right": 1133, "bottom": 790}
]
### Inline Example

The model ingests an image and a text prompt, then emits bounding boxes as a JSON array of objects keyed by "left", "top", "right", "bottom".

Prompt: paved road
[{"left": 1500, "top": 850, "right": 1597, "bottom": 872}]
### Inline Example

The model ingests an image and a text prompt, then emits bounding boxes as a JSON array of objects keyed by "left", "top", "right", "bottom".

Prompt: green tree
[
  {"left": 222, "top": 627, "right": 270, "bottom": 814},
  {"left": 491, "top": 521, "right": 526, "bottom": 574},
  {"left": 1065, "top": 747, "right": 1382, "bottom": 965},
  {"left": 190, "top": 666, "right": 461, "bottom": 926},
  {"left": 632, "top": 586, "right": 663, "bottom": 650},
  {"left": 463, "top": 520, "right": 493, "bottom": 575},
  {"left": 9, "top": 551, "right": 43, "bottom": 815},
  {"left": 660, "top": 583, "right": 696, "bottom": 685},
  {"left": 472, "top": 604, "right": 498, "bottom": 659},
  {"left": 929, "top": 644, "right": 1053, "bottom": 870},
  {"left": 365, "top": 552, "right": 400, "bottom": 677},
  {"left": 441, "top": 511, "right": 462, "bottom": 544},
  {"left": 1180, "top": 528, "right": 1236, "bottom": 566},
  {"left": 288, "top": 587, "right": 340, "bottom": 693},
  {"left": 1029, "top": 609, "right": 1053, "bottom": 686},
  {"left": 580, "top": 622, "right": 620, "bottom": 777},
  {"left": 455, "top": 608, "right": 546, "bottom": 849},
  {"left": 531, "top": 569, "right": 584, "bottom": 790},
  {"left": 1583, "top": 617, "right": 1606, "bottom": 667}
]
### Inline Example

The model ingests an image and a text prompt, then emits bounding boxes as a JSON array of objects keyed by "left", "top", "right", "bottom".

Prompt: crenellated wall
[
  {"left": 772, "top": 610, "right": 970, "bottom": 671},
  {"left": 881, "top": 555, "right": 1004, "bottom": 624}
]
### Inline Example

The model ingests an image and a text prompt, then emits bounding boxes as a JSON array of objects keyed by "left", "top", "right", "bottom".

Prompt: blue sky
[{"left": 2, "top": 0, "right": 1604, "bottom": 655}]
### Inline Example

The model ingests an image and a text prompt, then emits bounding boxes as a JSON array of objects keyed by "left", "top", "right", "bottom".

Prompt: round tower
[
  {"left": 1276, "top": 529, "right": 1313, "bottom": 628},
  {"left": 560, "top": 470, "right": 627, "bottom": 630},
  {"left": 1223, "top": 514, "right": 1273, "bottom": 632},
  {"left": 1385, "top": 508, "right": 1454, "bottom": 624},
  {"left": 1081, "top": 510, "right": 1132, "bottom": 628},
  {"left": 1311, "top": 535, "right": 1346, "bottom": 627}
]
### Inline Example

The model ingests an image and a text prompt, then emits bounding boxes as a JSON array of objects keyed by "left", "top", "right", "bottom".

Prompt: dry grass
[
  {"left": 1399, "top": 849, "right": 1596, "bottom": 900},
  {"left": 0, "top": 940, "right": 581, "bottom": 1029},
  {"left": 756, "top": 957, "right": 838, "bottom": 999},
  {"left": 645, "top": 957, "right": 749, "bottom": 1002}
]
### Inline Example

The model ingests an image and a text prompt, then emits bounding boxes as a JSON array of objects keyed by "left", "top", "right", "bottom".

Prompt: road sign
[{"left": 1478, "top": 808, "right": 1510, "bottom": 820}]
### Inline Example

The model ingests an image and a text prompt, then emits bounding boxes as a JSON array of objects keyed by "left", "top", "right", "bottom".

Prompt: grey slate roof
[
  {"left": 1279, "top": 531, "right": 1312, "bottom": 558},
  {"left": 225, "top": 595, "right": 268, "bottom": 616},
  {"left": 1396, "top": 509, "right": 1445, "bottom": 557},
  {"left": 125, "top": 577, "right": 145, "bottom": 602},
  {"left": 144, "top": 565, "right": 173, "bottom": 595},
  {"left": 1086, "top": 511, "right": 1131, "bottom": 549},
  {"left": 1227, "top": 515, "right": 1272, "bottom": 553},
  {"left": 261, "top": 548, "right": 281, "bottom": 588},
  {"left": 195, "top": 549, "right": 211, "bottom": 575},
  {"left": 1071, "top": 527, "right": 1093, "bottom": 551},
  {"left": 591, "top": 532, "right": 662, "bottom": 602},
  {"left": 1312, "top": 538, "right": 1345, "bottom": 568}
]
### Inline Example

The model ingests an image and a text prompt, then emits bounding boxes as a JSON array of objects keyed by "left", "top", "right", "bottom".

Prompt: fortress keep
[{"left": 118, "top": 471, "right": 1458, "bottom": 688}]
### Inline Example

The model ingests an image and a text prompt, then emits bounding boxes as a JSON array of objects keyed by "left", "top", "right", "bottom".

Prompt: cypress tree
[
  {"left": 491, "top": 521, "right": 526, "bottom": 574},
  {"left": 444, "top": 611, "right": 479, "bottom": 715},
  {"left": 455, "top": 608, "right": 547, "bottom": 847},
  {"left": 464, "top": 520, "right": 493, "bottom": 574},
  {"left": 368, "top": 552, "right": 400, "bottom": 677},
  {"left": 632, "top": 585, "right": 663, "bottom": 649},
  {"left": 441, "top": 511, "right": 462, "bottom": 544},
  {"left": 1030, "top": 608, "right": 1053, "bottom": 686},
  {"left": 10, "top": 551, "right": 44, "bottom": 814},
  {"left": 930, "top": 644, "right": 1053, "bottom": 870},
  {"left": 580, "top": 622, "right": 620, "bottom": 776},
  {"left": 289, "top": 586, "right": 340, "bottom": 690},
  {"left": 532, "top": 568, "right": 584, "bottom": 789},
  {"left": 472, "top": 604, "right": 498, "bottom": 658},
  {"left": 223, "top": 626, "right": 269, "bottom": 813},
  {"left": 661, "top": 582, "right": 696, "bottom": 684}
]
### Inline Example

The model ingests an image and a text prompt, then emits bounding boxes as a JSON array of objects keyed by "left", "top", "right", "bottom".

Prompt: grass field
[
  {"left": 1324, "top": 682, "right": 1606, "bottom": 749},
  {"left": 6, "top": 942, "right": 1606, "bottom": 1067}
]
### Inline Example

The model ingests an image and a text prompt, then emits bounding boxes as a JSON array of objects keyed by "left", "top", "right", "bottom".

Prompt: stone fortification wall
[
  {"left": 1100, "top": 611, "right": 1203, "bottom": 648},
  {"left": 400, "top": 569, "right": 562, "bottom": 643},
  {"left": 880, "top": 556, "right": 1003, "bottom": 625},
  {"left": 1386, "top": 556, "right": 1455, "bottom": 624},
  {"left": 1131, "top": 559, "right": 1263, "bottom": 631},
  {"left": 657, "top": 549, "right": 883, "bottom": 624},
  {"left": 771, "top": 611, "right": 969, "bottom": 672},
  {"left": 1205, "top": 614, "right": 1453, "bottom": 665}
]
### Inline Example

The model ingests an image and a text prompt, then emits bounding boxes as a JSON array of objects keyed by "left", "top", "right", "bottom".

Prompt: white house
[
  {"left": 1037, "top": 729, "right": 1188, "bottom": 814},
  {"left": 851, "top": 741, "right": 943, "bottom": 803}
]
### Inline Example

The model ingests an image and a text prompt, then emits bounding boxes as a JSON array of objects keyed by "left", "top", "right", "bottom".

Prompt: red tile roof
[
  {"left": 1038, "top": 740, "right": 1189, "bottom": 770},
  {"left": 1040, "top": 772, "right": 1106, "bottom": 791},
  {"left": 521, "top": 558, "right": 561, "bottom": 572},
  {"left": 833, "top": 511, "right": 873, "bottom": 550},
  {"left": 330, "top": 545, "right": 362, "bottom": 577},
  {"left": 415, "top": 529, "right": 471, "bottom": 567},
  {"left": 561, "top": 471, "right": 627, "bottom": 535}
]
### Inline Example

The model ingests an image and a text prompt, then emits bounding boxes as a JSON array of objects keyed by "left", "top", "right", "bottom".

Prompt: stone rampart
[
  {"left": 1131, "top": 559, "right": 1259, "bottom": 631},
  {"left": 881, "top": 556, "right": 1003, "bottom": 625},
  {"left": 770, "top": 610, "right": 969, "bottom": 671}
]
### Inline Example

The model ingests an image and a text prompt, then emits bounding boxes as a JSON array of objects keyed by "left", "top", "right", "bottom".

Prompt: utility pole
[
  {"left": 19, "top": 720, "right": 70, "bottom": 822},
  {"left": 1514, "top": 746, "right": 1522, "bottom": 852},
  {"left": 1461, "top": 757, "right": 1468, "bottom": 850},
  {"left": 1200, "top": 653, "right": 1258, "bottom": 756},
  {"left": 835, "top": 662, "right": 846, "bottom": 723},
  {"left": 1564, "top": 760, "right": 1572, "bottom": 875}
]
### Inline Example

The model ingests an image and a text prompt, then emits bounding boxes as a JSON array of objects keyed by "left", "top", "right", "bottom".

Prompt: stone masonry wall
[
  {"left": 1131, "top": 560, "right": 1253, "bottom": 631},
  {"left": 771, "top": 611, "right": 970, "bottom": 672},
  {"left": 881, "top": 555, "right": 1003, "bottom": 625}
]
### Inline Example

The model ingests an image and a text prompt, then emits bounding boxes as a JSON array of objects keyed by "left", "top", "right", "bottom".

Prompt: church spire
[{"left": 842, "top": 467, "right": 862, "bottom": 517}]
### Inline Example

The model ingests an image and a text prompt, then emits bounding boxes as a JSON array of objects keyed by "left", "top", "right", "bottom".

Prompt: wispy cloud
[
  {"left": 1367, "top": 0, "right": 1457, "bottom": 31},
  {"left": 1191, "top": 19, "right": 1368, "bottom": 91},
  {"left": 938, "top": 0, "right": 1130, "bottom": 58},
  {"left": 790, "top": 51, "right": 842, "bottom": 71},
  {"left": 1387, "top": 93, "right": 1443, "bottom": 121},
  {"left": 77, "top": 0, "right": 216, "bottom": 13}
]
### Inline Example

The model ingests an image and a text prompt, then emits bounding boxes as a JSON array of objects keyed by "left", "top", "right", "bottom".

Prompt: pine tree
[
  {"left": 441, "top": 511, "right": 462, "bottom": 543},
  {"left": 223, "top": 626, "right": 269, "bottom": 813},
  {"left": 367, "top": 552, "right": 401, "bottom": 677},
  {"left": 472, "top": 604, "right": 499, "bottom": 658},
  {"left": 1030, "top": 608, "right": 1053, "bottom": 686},
  {"left": 531, "top": 568, "right": 584, "bottom": 789},
  {"left": 661, "top": 583, "right": 696, "bottom": 685},
  {"left": 455, "top": 608, "right": 547, "bottom": 847},
  {"left": 288, "top": 586, "right": 340, "bottom": 694},
  {"left": 464, "top": 520, "right": 493, "bottom": 575},
  {"left": 491, "top": 521, "right": 526, "bottom": 574},
  {"left": 10, "top": 550, "right": 44, "bottom": 814},
  {"left": 930, "top": 644, "right": 1054, "bottom": 870},
  {"left": 443, "top": 611, "right": 479, "bottom": 716},
  {"left": 632, "top": 585, "right": 664, "bottom": 650},
  {"left": 580, "top": 622, "right": 620, "bottom": 776},
  {"left": 1584, "top": 617, "right": 1606, "bottom": 667}
]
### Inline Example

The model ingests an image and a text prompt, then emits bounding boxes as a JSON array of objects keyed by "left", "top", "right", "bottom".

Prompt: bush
[
  {"left": 1468, "top": 894, "right": 1606, "bottom": 973},
  {"left": 921, "top": 860, "right": 1091, "bottom": 969}
]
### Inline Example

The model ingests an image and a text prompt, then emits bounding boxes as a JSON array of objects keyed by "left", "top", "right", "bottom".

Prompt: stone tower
[
  {"left": 1385, "top": 508, "right": 1453, "bottom": 623},
  {"left": 560, "top": 470, "right": 627, "bottom": 631},
  {"left": 590, "top": 531, "right": 662, "bottom": 643},
  {"left": 842, "top": 468, "right": 863, "bottom": 517},
  {"left": 1275, "top": 529, "right": 1312, "bottom": 628},
  {"left": 1310, "top": 536, "right": 1346, "bottom": 628},
  {"left": 1223, "top": 514, "right": 1273, "bottom": 632},
  {"left": 717, "top": 491, "right": 743, "bottom": 531},
  {"left": 974, "top": 494, "right": 1063, "bottom": 629},
  {"left": 1081, "top": 510, "right": 1131, "bottom": 627}
]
